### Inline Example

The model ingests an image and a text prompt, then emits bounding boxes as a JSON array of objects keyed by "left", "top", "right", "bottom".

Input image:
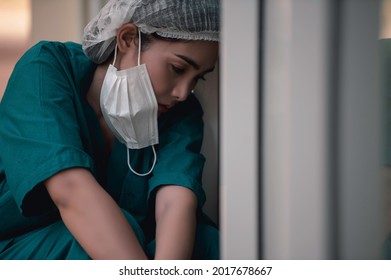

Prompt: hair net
[{"left": 82, "top": 0, "right": 219, "bottom": 64}]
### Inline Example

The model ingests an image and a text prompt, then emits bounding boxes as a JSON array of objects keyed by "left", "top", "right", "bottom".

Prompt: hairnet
[{"left": 82, "top": 0, "right": 219, "bottom": 64}]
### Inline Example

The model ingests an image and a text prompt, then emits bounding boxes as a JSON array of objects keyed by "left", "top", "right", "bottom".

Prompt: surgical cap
[{"left": 82, "top": 0, "right": 220, "bottom": 64}]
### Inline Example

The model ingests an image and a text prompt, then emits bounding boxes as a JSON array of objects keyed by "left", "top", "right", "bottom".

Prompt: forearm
[
  {"left": 59, "top": 186, "right": 146, "bottom": 259},
  {"left": 46, "top": 168, "right": 147, "bottom": 260},
  {"left": 154, "top": 186, "right": 197, "bottom": 260}
]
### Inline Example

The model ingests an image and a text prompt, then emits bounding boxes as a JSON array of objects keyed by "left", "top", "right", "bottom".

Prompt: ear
[{"left": 116, "top": 23, "right": 139, "bottom": 53}]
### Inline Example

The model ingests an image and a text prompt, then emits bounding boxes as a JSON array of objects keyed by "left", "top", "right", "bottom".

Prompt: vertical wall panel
[
  {"left": 262, "top": 0, "right": 383, "bottom": 259},
  {"left": 220, "top": 0, "right": 260, "bottom": 259},
  {"left": 263, "top": 0, "right": 332, "bottom": 259},
  {"left": 337, "top": 0, "right": 383, "bottom": 259}
]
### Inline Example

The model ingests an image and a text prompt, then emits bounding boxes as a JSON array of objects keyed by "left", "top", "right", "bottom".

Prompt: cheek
[{"left": 147, "top": 65, "right": 172, "bottom": 99}]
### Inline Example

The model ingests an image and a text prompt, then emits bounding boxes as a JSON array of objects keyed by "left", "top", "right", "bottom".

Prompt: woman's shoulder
[
  {"left": 18, "top": 41, "right": 90, "bottom": 66},
  {"left": 27, "top": 40, "right": 83, "bottom": 53},
  {"left": 11, "top": 41, "right": 96, "bottom": 93}
]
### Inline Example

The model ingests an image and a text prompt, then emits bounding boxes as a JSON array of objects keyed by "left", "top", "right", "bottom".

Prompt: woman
[{"left": 0, "top": 0, "right": 219, "bottom": 259}]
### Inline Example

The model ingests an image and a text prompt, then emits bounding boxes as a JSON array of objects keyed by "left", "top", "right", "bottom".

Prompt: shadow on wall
[{"left": 196, "top": 66, "right": 219, "bottom": 224}]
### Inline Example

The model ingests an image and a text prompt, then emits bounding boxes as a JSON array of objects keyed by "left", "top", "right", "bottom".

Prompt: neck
[
  {"left": 86, "top": 61, "right": 116, "bottom": 153},
  {"left": 87, "top": 62, "right": 110, "bottom": 116}
]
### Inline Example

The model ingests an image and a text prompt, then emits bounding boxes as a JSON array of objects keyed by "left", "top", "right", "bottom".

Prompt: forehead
[{"left": 145, "top": 39, "right": 219, "bottom": 70}]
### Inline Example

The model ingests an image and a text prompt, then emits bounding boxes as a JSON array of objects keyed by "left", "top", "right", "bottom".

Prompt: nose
[{"left": 172, "top": 86, "right": 191, "bottom": 102}]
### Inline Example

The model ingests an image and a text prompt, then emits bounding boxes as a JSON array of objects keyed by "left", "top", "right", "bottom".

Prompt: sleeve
[
  {"left": 148, "top": 94, "right": 206, "bottom": 207},
  {"left": 0, "top": 42, "right": 94, "bottom": 217}
]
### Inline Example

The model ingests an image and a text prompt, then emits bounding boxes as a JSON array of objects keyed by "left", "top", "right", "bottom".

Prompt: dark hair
[
  {"left": 104, "top": 32, "right": 186, "bottom": 64},
  {"left": 139, "top": 32, "right": 187, "bottom": 51}
]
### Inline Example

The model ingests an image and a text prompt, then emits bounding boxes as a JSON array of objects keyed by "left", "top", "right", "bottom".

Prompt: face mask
[{"left": 100, "top": 29, "right": 158, "bottom": 176}]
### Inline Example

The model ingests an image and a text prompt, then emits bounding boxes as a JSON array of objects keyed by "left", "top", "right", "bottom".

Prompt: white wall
[
  {"left": 220, "top": 0, "right": 260, "bottom": 259},
  {"left": 30, "top": 0, "right": 84, "bottom": 44},
  {"left": 263, "top": 0, "right": 384, "bottom": 259},
  {"left": 263, "top": 0, "right": 331, "bottom": 259},
  {"left": 0, "top": 0, "right": 30, "bottom": 99}
]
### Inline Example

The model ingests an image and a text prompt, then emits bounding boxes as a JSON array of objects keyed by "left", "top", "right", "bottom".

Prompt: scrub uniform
[{"left": 0, "top": 41, "right": 218, "bottom": 259}]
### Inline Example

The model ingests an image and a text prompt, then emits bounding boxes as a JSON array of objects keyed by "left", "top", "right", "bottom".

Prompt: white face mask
[{"left": 100, "top": 30, "right": 158, "bottom": 176}]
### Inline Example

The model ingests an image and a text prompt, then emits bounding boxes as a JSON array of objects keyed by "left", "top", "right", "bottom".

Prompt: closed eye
[{"left": 171, "top": 65, "right": 185, "bottom": 75}]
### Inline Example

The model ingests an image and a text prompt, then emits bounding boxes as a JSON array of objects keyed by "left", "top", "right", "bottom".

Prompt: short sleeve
[
  {"left": 0, "top": 42, "right": 94, "bottom": 216},
  {"left": 148, "top": 94, "right": 206, "bottom": 207}
]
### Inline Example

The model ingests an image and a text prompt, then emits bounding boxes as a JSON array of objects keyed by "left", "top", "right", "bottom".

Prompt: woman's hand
[
  {"left": 154, "top": 185, "right": 197, "bottom": 259},
  {"left": 45, "top": 167, "right": 147, "bottom": 260}
]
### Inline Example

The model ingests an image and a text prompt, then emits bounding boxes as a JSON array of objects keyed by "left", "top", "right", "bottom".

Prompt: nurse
[{"left": 0, "top": 0, "right": 219, "bottom": 259}]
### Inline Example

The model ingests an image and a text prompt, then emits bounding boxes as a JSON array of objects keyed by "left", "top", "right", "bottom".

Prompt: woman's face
[{"left": 121, "top": 39, "right": 219, "bottom": 114}]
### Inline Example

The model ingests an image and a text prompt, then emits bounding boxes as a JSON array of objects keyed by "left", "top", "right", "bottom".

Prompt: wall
[{"left": 0, "top": 0, "right": 30, "bottom": 99}]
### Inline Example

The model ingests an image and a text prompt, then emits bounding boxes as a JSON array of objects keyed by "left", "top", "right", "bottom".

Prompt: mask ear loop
[
  {"left": 127, "top": 146, "right": 157, "bottom": 176},
  {"left": 137, "top": 29, "right": 141, "bottom": 66},
  {"left": 126, "top": 28, "right": 157, "bottom": 177},
  {"left": 112, "top": 44, "right": 118, "bottom": 66}
]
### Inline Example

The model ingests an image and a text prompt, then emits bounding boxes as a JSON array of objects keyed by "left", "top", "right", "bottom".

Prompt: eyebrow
[
  {"left": 175, "top": 54, "right": 215, "bottom": 73},
  {"left": 175, "top": 54, "right": 200, "bottom": 70}
]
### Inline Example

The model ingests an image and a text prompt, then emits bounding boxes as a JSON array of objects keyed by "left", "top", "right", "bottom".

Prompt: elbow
[
  {"left": 45, "top": 168, "right": 93, "bottom": 210},
  {"left": 45, "top": 178, "right": 77, "bottom": 210},
  {"left": 155, "top": 186, "right": 197, "bottom": 221}
]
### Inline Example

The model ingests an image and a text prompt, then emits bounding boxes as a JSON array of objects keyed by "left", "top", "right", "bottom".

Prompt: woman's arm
[
  {"left": 154, "top": 185, "right": 197, "bottom": 259},
  {"left": 45, "top": 167, "right": 147, "bottom": 260}
]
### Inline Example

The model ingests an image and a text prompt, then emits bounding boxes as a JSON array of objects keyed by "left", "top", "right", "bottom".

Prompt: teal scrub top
[{"left": 0, "top": 41, "right": 217, "bottom": 259}]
